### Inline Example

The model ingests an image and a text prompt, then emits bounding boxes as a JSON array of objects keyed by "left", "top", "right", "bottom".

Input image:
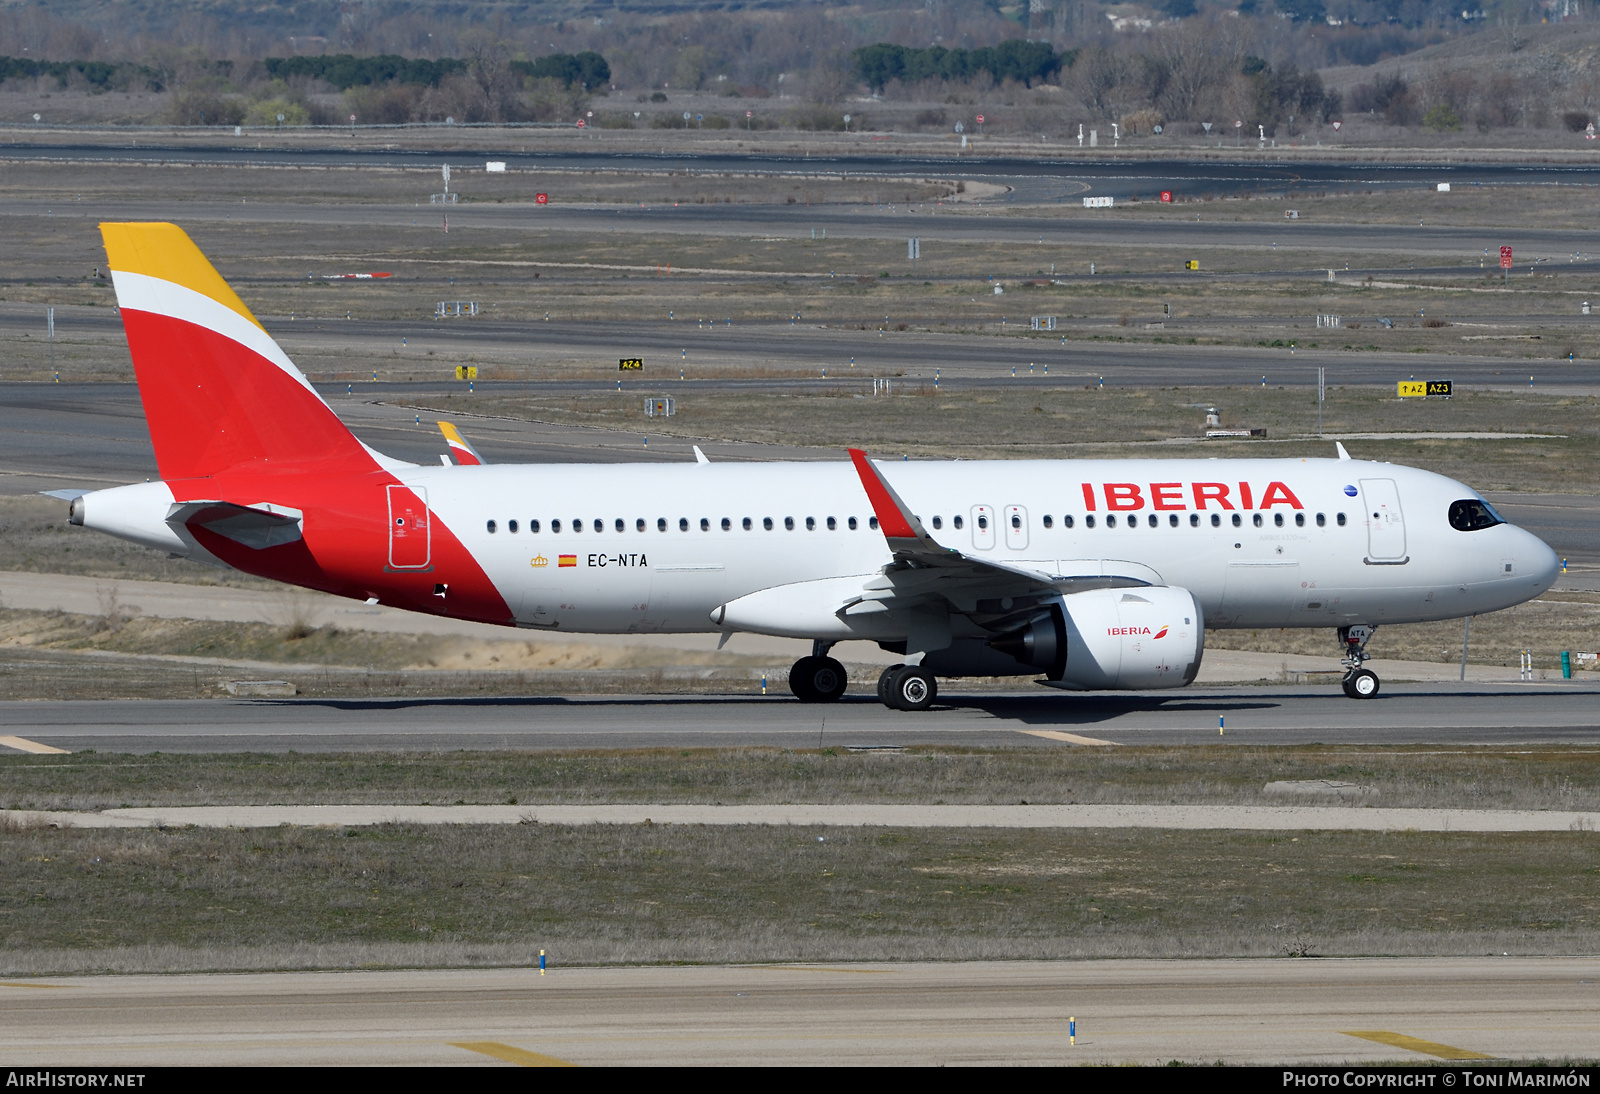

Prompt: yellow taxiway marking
[
  {"left": 1342, "top": 1031, "right": 1495, "bottom": 1060},
  {"left": 0, "top": 736, "right": 69, "bottom": 755},
  {"left": 450, "top": 1042, "right": 576, "bottom": 1067},
  {"left": 1019, "top": 730, "right": 1119, "bottom": 747},
  {"left": 0, "top": 981, "right": 71, "bottom": 989}
]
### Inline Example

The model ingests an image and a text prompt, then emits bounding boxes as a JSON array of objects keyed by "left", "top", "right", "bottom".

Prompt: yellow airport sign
[
  {"left": 1398, "top": 380, "right": 1426, "bottom": 397},
  {"left": 1184, "top": 260, "right": 1199, "bottom": 270},
  {"left": 455, "top": 365, "right": 478, "bottom": 380}
]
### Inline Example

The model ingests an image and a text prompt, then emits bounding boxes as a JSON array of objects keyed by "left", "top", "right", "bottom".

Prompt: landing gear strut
[
  {"left": 1338, "top": 625, "right": 1380, "bottom": 699},
  {"left": 789, "top": 642, "right": 847, "bottom": 703},
  {"left": 877, "top": 664, "right": 937, "bottom": 711}
]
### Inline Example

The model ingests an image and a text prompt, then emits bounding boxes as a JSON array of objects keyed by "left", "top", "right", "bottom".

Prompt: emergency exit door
[{"left": 387, "top": 485, "right": 431, "bottom": 569}]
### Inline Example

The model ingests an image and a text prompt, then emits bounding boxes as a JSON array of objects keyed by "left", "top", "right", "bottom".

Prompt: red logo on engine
[{"left": 1154, "top": 625, "right": 1169, "bottom": 640}]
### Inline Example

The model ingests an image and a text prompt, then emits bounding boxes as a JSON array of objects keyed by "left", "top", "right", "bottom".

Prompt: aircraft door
[
  {"left": 1359, "top": 478, "right": 1408, "bottom": 562},
  {"left": 970, "top": 505, "right": 995, "bottom": 550},
  {"left": 386, "top": 485, "right": 431, "bottom": 569},
  {"left": 1004, "top": 505, "right": 1029, "bottom": 550}
]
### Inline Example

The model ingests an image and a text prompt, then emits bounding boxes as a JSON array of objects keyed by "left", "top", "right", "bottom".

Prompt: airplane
[{"left": 61, "top": 222, "right": 1561, "bottom": 710}]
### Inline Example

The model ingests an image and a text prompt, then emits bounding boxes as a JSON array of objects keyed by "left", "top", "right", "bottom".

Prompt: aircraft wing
[{"left": 847, "top": 448, "right": 1155, "bottom": 619}]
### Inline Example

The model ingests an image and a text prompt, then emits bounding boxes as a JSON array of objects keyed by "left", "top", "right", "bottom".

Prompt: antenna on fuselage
[
  {"left": 693, "top": 445, "right": 710, "bottom": 464},
  {"left": 1335, "top": 441, "right": 1352, "bottom": 460}
]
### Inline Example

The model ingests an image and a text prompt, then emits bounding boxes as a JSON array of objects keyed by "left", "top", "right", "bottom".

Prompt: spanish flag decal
[{"left": 559, "top": 555, "right": 577, "bottom": 568}]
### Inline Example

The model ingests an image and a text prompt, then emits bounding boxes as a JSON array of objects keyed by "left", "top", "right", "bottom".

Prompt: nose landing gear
[{"left": 1338, "top": 625, "right": 1380, "bottom": 699}]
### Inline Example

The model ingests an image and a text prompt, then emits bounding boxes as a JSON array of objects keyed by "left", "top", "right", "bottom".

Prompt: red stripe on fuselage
[{"left": 173, "top": 466, "right": 513, "bottom": 626}]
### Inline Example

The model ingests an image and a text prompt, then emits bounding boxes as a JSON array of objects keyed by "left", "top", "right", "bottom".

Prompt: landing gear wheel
[
  {"left": 789, "top": 656, "right": 819, "bottom": 701},
  {"left": 791, "top": 656, "right": 847, "bottom": 702},
  {"left": 1343, "top": 668, "right": 1380, "bottom": 699},
  {"left": 877, "top": 665, "right": 905, "bottom": 706},
  {"left": 888, "top": 666, "right": 938, "bottom": 712}
]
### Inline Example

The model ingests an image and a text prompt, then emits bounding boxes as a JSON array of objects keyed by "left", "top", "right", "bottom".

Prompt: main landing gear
[
  {"left": 1338, "top": 625, "right": 1380, "bottom": 699},
  {"left": 877, "top": 664, "right": 938, "bottom": 711},
  {"left": 789, "top": 642, "right": 848, "bottom": 703}
]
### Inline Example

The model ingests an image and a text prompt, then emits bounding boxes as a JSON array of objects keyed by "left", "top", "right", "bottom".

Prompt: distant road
[{"left": 7, "top": 140, "right": 1600, "bottom": 199}]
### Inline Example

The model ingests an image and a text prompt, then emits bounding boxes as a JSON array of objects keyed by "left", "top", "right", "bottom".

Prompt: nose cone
[{"left": 1519, "top": 527, "right": 1561, "bottom": 596}]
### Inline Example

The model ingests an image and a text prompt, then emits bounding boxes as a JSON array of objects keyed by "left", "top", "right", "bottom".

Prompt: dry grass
[
  {"left": 7, "top": 745, "right": 1600, "bottom": 812},
  {"left": 0, "top": 823, "right": 1595, "bottom": 974}
]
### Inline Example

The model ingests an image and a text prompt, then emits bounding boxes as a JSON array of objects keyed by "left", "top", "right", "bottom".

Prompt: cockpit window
[{"left": 1449, "top": 498, "right": 1504, "bottom": 532}]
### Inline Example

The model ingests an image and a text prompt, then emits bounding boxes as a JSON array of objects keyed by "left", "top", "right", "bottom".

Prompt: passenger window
[
  {"left": 953, "top": 515, "right": 964, "bottom": 530},
  {"left": 827, "top": 516, "right": 836, "bottom": 530},
  {"left": 508, "top": 520, "right": 519, "bottom": 534},
  {"left": 743, "top": 517, "right": 753, "bottom": 531},
  {"left": 531, "top": 519, "right": 541, "bottom": 533},
  {"left": 806, "top": 517, "right": 815, "bottom": 530},
  {"left": 763, "top": 517, "right": 773, "bottom": 530},
  {"left": 1107, "top": 515, "right": 1117, "bottom": 528},
  {"left": 1010, "top": 514, "right": 1022, "bottom": 530},
  {"left": 848, "top": 517, "right": 858, "bottom": 530},
  {"left": 1294, "top": 513, "right": 1304, "bottom": 527},
  {"left": 1042, "top": 515, "right": 1053, "bottom": 529},
  {"left": 869, "top": 516, "right": 879, "bottom": 530},
  {"left": 1336, "top": 513, "right": 1347, "bottom": 526},
  {"left": 932, "top": 516, "right": 943, "bottom": 530},
  {"left": 615, "top": 518, "right": 625, "bottom": 533},
  {"left": 552, "top": 519, "right": 562, "bottom": 533},
  {"left": 657, "top": 518, "right": 667, "bottom": 532},
  {"left": 636, "top": 518, "right": 646, "bottom": 532},
  {"left": 1063, "top": 515, "right": 1075, "bottom": 528},
  {"left": 1148, "top": 514, "right": 1158, "bottom": 528},
  {"left": 594, "top": 519, "right": 604, "bottom": 533},
  {"left": 1189, "top": 514, "right": 1199, "bottom": 527},
  {"left": 678, "top": 517, "right": 689, "bottom": 531},
  {"left": 1210, "top": 514, "right": 1221, "bottom": 527},
  {"left": 1252, "top": 513, "right": 1263, "bottom": 527},
  {"left": 1169, "top": 514, "right": 1179, "bottom": 527},
  {"left": 977, "top": 515, "right": 988, "bottom": 530},
  {"left": 1274, "top": 513, "right": 1284, "bottom": 527},
  {"left": 722, "top": 518, "right": 732, "bottom": 531},
  {"left": 572, "top": 519, "right": 582, "bottom": 533},
  {"left": 784, "top": 517, "right": 794, "bottom": 530},
  {"left": 487, "top": 520, "right": 497, "bottom": 534},
  {"left": 701, "top": 518, "right": 710, "bottom": 531},
  {"left": 1086, "top": 514, "right": 1096, "bottom": 528},
  {"left": 1316, "top": 513, "right": 1325, "bottom": 527},
  {"left": 1232, "top": 514, "right": 1242, "bottom": 527}
]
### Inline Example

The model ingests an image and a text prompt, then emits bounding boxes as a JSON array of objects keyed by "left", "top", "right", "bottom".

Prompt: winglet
[
  {"left": 693, "top": 445, "right": 710, "bottom": 465},
  {"left": 437, "top": 421, "right": 484, "bottom": 465},
  {"left": 1335, "top": 441, "right": 1352, "bottom": 461},
  {"left": 848, "top": 448, "right": 935, "bottom": 552}
]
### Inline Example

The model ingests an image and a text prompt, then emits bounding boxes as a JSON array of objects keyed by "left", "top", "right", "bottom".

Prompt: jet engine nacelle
[{"left": 977, "top": 586, "right": 1204, "bottom": 690}]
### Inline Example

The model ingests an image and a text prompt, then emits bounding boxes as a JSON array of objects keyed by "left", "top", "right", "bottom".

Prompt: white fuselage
[{"left": 404, "top": 456, "right": 1558, "bottom": 639}]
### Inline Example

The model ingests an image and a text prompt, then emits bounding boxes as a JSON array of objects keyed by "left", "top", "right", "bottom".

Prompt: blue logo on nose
[{"left": 1343, "top": 485, "right": 1358, "bottom": 496}]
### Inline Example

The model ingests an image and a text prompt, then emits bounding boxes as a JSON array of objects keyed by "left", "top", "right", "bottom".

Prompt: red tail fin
[{"left": 101, "top": 222, "right": 378, "bottom": 480}]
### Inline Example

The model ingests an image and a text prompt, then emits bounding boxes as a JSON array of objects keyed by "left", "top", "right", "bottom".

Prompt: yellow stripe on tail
[{"left": 100, "top": 222, "right": 263, "bottom": 330}]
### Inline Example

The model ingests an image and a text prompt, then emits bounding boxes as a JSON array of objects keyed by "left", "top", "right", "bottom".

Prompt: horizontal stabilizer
[
  {"left": 167, "top": 500, "right": 303, "bottom": 550},
  {"left": 40, "top": 488, "right": 91, "bottom": 501}
]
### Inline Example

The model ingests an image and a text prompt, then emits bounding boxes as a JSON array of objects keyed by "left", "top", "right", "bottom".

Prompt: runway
[
  {"left": 2, "top": 958, "right": 1595, "bottom": 1065},
  {"left": 5, "top": 683, "right": 1597, "bottom": 752}
]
